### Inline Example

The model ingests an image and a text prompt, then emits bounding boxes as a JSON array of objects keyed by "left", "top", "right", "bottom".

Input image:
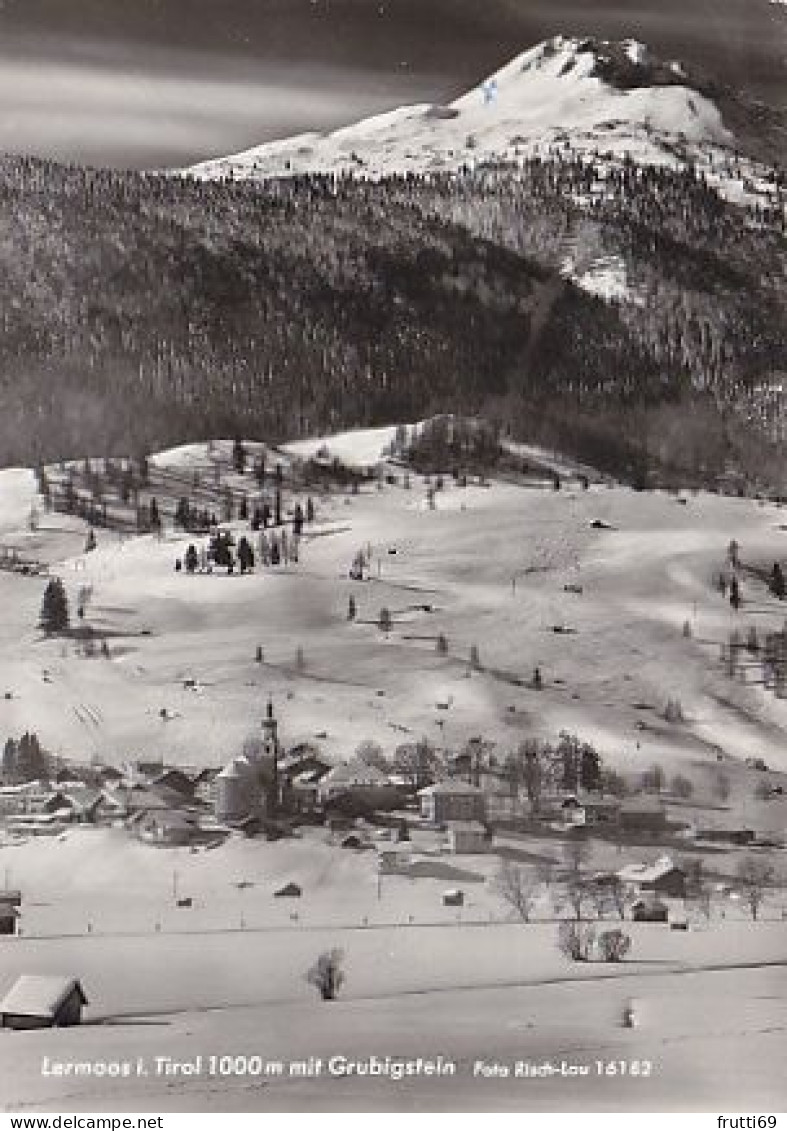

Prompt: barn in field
[
  {"left": 0, "top": 903, "right": 19, "bottom": 936},
  {"left": 0, "top": 976, "right": 88, "bottom": 1030}
]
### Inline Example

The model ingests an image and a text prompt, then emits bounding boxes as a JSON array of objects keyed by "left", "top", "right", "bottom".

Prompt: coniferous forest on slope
[{"left": 0, "top": 152, "right": 785, "bottom": 486}]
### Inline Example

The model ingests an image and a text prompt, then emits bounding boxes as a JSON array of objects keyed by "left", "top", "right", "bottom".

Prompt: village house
[
  {"left": 618, "top": 856, "right": 687, "bottom": 899},
  {"left": 63, "top": 788, "right": 107, "bottom": 823},
  {"left": 95, "top": 765, "right": 124, "bottom": 787},
  {"left": 0, "top": 902, "right": 19, "bottom": 935},
  {"left": 88, "top": 789, "right": 128, "bottom": 824},
  {"left": 52, "top": 770, "right": 91, "bottom": 790},
  {"left": 149, "top": 769, "right": 196, "bottom": 800},
  {"left": 445, "top": 820, "right": 488, "bottom": 854},
  {"left": 0, "top": 890, "right": 21, "bottom": 936},
  {"left": 0, "top": 782, "right": 50, "bottom": 816},
  {"left": 559, "top": 795, "right": 586, "bottom": 826},
  {"left": 378, "top": 846, "right": 413, "bottom": 874},
  {"left": 192, "top": 767, "right": 222, "bottom": 806},
  {"left": 0, "top": 976, "right": 88, "bottom": 1030},
  {"left": 419, "top": 780, "right": 486, "bottom": 825},
  {"left": 134, "top": 758, "right": 166, "bottom": 779},
  {"left": 119, "top": 785, "right": 172, "bottom": 815},
  {"left": 279, "top": 745, "right": 331, "bottom": 781},
  {"left": 631, "top": 897, "right": 669, "bottom": 922},
  {"left": 4, "top": 812, "right": 66, "bottom": 837},
  {"left": 284, "top": 767, "right": 328, "bottom": 814},
  {"left": 40, "top": 790, "right": 72, "bottom": 815},
  {"left": 318, "top": 760, "right": 400, "bottom": 812},
  {"left": 133, "top": 809, "right": 203, "bottom": 847},
  {"left": 40, "top": 788, "right": 107, "bottom": 823},
  {"left": 483, "top": 785, "right": 527, "bottom": 821}
]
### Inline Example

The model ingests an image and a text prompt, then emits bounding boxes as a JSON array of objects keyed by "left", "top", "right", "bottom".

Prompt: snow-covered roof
[
  {"left": 120, "top": 785, "right": 171, "bottom": 811},
  {"left": 140, "top": 810, "right": 198, "bottom": 831},
  {"left": 0, "top": 782, "right": 47, "bottom": 797},
  {"left": 0, "top": 976, "right": 87, "bottom": 1019},
  {"left": 618, "top": 855, "right": 683, "bottom": 884},
  {"left": 446, "top": 820, "right": 487, "bottom": 833},
  {"left": 321, "top": 760, "right": 392, "bottom": 788},
  {"left": 151, "top": 769, "right": 195, "bottom": 793},
  {"left": 62, "top": 787, "right": 102, "bottom": 811},
  {"left": 217, "top": 757, "right": 256, "bottom": 781},
  {"left": 292, "top": 769, "right": 324, "bottom": 786},
  {"left": 419, "top": 780, "right": 483, "bottom": 796},
  {"left": 6, "top": 812, "right": 63, "bottom": 826}
]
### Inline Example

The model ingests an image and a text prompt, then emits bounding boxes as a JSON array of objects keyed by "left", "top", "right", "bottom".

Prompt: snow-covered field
[
  {"left": 0, "top": 942, "right": 784, "bottom": 1111},
  {"left": 1, "top": 824, "right": 784, "bottom": 1109},
  {"left": 4, "top": 433, "right": 787, "bottom": 790},
  {"left": 1, "top": 426, "right": 787, "bottom": 1110}
]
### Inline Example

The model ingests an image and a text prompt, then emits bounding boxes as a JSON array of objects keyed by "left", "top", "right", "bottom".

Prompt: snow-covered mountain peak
[{"left": 185, "top": 35, "right": 750, "bottom": 190}]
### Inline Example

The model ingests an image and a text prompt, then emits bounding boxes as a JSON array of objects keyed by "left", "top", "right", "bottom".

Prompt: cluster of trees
[
  {"left": 2, "top": 731, "right": 49, "bottom": 783},
  {"left": 416, "top": 159, "right": 786, "bottom": 487},
  {"left": 354, "top": 730, "right": 616, "bottom": 805},
  {"left": 355, "top": 737, "right": 442, "bottom": 793},
  {"left": 402, "top": 416, "right": 504, "bottom": 476},
  {"left": 178, "top": 525, "right": 301, "bottom": 575},
  {"left": 494, "top": 839, "right": 632, "bottom": 933},
  {"left": 496, "top": 835, "right": 780, "bottom": 933},
  {"left": 0, "top": 152, "right": 783, "bottom": 489},
  {"left": 720, "top": 618, "right": 787, "bottom": 696},
  {"left": 497, "top": 732, "right": 612, "bottom": 811}
]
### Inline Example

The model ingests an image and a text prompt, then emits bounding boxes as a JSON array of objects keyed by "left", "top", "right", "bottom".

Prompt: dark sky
[{"left": 0, "top": 0, "right": 783, "bottom": 168}]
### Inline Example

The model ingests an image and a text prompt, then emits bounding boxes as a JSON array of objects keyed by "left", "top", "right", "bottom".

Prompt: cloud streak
[{"left": 0, "top": 52, "right": 448, "bottom": 168}]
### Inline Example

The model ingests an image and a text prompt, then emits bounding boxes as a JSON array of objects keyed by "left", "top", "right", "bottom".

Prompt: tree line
[{"left": 0, "top": 152, "right": 783, "bottom": 488}]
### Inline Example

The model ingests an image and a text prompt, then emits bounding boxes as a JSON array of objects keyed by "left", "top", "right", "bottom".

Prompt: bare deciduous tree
[
  {"left": 641, "top": 763, "right": 665, "bottom": 793},
  {"left": 681, "top": 857, "right": 712, "bottom": 920},
  {"left": 393, "top": 738, "right": 441, "bottom": 792},
  {"left": 306, "top": 948, "right": 345, "bottom": 1001},
  {"left": 355, "top": 740, "right": 388, "bottom": 773},
  {"left": 590, "top": 876, "right": 627, "bottom": 921},
  {"left": 736, "top": 857, "right": 775, "bottom": 921},
  {"left": 671, "top": 773, "right": 694, "bottom": 799},
  {"left": 493, "top": 860, "right": 542, "bottom": 922},
  {"left": 561, "top": 837, "right": 593, "bottom": 921},
  {"left": 557, "top": 920, "right": 596, "bottom": 962},
  {"left": 598, "top": 928, "right": 631, "bottom": 962}
]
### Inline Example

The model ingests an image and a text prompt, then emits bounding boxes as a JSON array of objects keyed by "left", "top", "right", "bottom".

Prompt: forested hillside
[{"left": 0, "top": 153, "right": 784, "bottom": 486}]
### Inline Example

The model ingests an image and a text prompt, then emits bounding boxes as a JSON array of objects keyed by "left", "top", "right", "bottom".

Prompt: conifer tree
[{"left": 40, "top": 578, "right": 69, "bottom": 634}]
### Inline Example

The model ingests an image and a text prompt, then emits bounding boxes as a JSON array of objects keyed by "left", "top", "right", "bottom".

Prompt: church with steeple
[{"left": 214, "top": 697, "right": 282, "bottom": 825}]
